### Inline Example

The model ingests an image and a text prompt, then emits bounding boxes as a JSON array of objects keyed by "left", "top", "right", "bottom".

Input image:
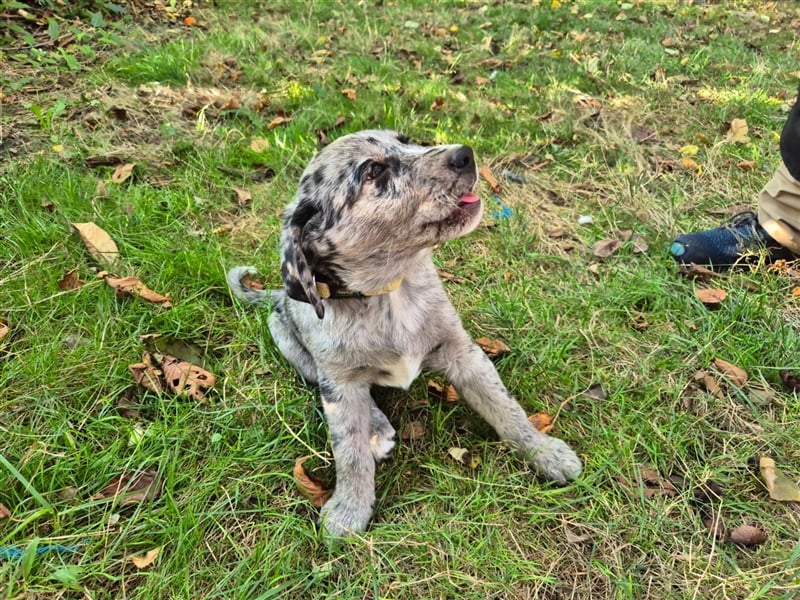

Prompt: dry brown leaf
[
  {"left": 475, "top": 337, "right": 510, "bottom": 359},
  {"left": 726, "top": 118, "right": 750, "bottom": 144},
  {"left": 72, "top": 222, "right": 120, "bottom": 266},
  {"left": 593, "top": 239, "right": 622, "bottom": 258},
  {"left": 129, "top": 547, "right": 161, "bottom": 569},
  {"left": 92, "top": 468, "right": 162, "bottom": 506},
  {"left": 696, "top": 288, "right": 727, "bottom": 307},
  {"left": 268, "top": 115, "right": 292, "bottom": 129},
  {"left": 479, "top": 165, "right": 501, "bottom": 194},
  {"left": 528, "top": 411, "right": 554, "bottom": 434},
  {"left": 233, "top": 187, "right": 252, "bottom": 206},
  {"left": 679, "top": 156, "right": 702, "bottom": 174},
  {"left": 401, "top": 421, "right": 426, "bottom": 440},
  {"left": 728, "top": 524, "right": 767, "bottom": 546},
  {"left": 249, "top": 137, "right": 270, "bottom": 153},
  {"left": 58, "top": 269, "right": 85, "bottom": 291},
  {"left": 694, "top": 369, "right": 725, "bottom": 399},
  {"left": 444, "top": 384, "right": 460, "bottom": 403},
  {"left": 293, "top": 456, "right": 332, "bottom": 508},
  {"left": 581, "top": 382, "right": 608, "bottom": 401},
  {"left": 160, "top": 355, "right": 216, "bottom": 401},
  {"left": 111, "top": 163, "right": 135, "bottom": 184},
  {"left": 737, "top": 160, "right": 757, "bottom": 172},
  {"left": 128, "top": 353, "right": 164, "bottom": 394},
  {"left": 631, "top": 234, "right": 649, "bottom": 253},
  {"left": 0, "top": 322, "right": 9, "bottom": 343},
  {"left": 241, "top": 273, "right": 264, "bottom": 291},
  {"left": 712, "top": 358, "right": 748, "bottom": 388},
  {"left": 341, "top": 88, "right": 357, "bottom": 101},
  {"left": 759, "top": 456, "right": 800, "bottom": 502},
  {"left": 102, "top": 275, "right": 172, "bottom": 307},
  {"left": 0, "top": 503, "right": 10, "bottom": 519}
]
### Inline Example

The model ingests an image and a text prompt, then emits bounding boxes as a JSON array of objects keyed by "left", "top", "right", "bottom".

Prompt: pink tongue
[{"left": 459, "top": 192, "right": 479, "bottom": 204}]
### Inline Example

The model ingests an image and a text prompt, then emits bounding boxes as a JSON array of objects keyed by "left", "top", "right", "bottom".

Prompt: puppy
[{"left": 228, "top": 130, "right": 582, "bottom": 536}]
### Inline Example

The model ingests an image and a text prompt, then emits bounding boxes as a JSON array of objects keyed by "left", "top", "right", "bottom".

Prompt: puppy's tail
[{"left": 227, "top": 266, "right": 269, "bottom": 306}]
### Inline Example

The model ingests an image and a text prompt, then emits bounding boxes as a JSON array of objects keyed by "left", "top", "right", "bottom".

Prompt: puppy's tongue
[{"left": 459, "top": 192, "right": 480, "bottom": 205}]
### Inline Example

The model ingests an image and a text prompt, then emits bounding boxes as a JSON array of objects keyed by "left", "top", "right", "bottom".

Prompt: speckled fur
[{"left": 227, "top": 130, "right": 582, "bottom": 537}]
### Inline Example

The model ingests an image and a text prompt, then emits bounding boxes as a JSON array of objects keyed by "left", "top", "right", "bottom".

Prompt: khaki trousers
[{"left": 759, "top": 164, "right": 800, "bottom": 254}]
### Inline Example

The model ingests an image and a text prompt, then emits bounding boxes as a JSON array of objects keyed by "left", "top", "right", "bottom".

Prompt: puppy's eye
[{"left": 365, "top": 162, "right": 387, "bottom": 181}]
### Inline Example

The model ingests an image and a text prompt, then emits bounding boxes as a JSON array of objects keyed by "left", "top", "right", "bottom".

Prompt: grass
[{"left": 2, "top": 0, "right": 800, "bottom": 598}]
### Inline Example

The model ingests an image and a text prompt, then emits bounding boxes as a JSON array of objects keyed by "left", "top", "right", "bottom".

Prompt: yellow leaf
[
  {"left": 551, "top": 0, "right": 561, "bottom": 7},
  {"left": 680, "top": 144, "right": 699, "bottom": 156},
  {"left": 52, "top": 144, "right": 65, "bottom": 153},
  {"left": 449, "top": 25, "right": 459, "bottom": 33},
  {"left": 130, "top": 547, "right": 161, "bottom": 569},
  {"left": 680, "top": 156, "right": 702, "bottom": 174}
]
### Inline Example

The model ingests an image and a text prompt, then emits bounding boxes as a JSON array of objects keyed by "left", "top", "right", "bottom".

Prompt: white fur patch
[{"left": 375, "top": 355, "right": 423, "bottom": 389}]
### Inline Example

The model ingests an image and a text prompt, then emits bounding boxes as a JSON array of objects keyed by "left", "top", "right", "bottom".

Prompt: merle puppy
[{"left": 228, "top": 130, "right": 582, "bottom": 536}]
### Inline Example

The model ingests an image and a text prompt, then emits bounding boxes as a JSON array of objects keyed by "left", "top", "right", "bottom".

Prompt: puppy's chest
[{"left": 374, "top": 354, "right": 424, "bottom": 389}]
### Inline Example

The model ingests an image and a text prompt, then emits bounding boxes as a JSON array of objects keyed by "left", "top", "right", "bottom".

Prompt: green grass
[{"left": 3, "top": 1, "right": 800, "bottom": 598}]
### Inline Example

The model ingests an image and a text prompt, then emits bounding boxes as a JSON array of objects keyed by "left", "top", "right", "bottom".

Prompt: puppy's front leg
[
  {"left": 428, "top": 336, "right": 582, "bottom": 483},
  {"left": 317, "top": 377, "right": 376, "bottom": 536}
]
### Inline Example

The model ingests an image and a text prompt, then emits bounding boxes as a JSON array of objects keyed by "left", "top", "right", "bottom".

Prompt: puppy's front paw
[
  {"left": 319, "top": 494, "right": 373, "bottom": 537},
  {"left": 530, "top": 437, "right": 582, "bottom": 484}
]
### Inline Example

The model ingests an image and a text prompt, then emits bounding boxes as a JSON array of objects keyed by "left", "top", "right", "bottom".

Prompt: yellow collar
[{"left": 315, "top": 277, "right": 403, "bottom": 300}]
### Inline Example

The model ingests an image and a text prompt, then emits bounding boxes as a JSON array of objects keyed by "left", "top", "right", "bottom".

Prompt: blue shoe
[{"left": 670, "top": 211, "right": 796, "bottom": 267}]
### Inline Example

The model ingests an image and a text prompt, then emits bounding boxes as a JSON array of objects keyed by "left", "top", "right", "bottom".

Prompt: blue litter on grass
[
  {"left": 0, "top": 541, "right": 84, "bottom": 561},
  {"left": 491, "top": 195, "right": 513, "bottom": 220}
]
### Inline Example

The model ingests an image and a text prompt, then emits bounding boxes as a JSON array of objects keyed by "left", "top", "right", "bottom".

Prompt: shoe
[{"left": 670, "top": 210, "right": 797, "bottom": 267}]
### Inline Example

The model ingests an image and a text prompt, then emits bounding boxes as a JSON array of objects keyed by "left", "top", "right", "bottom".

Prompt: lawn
[{"left": 2, "top": 0, "right": 800, "bottom": 598}]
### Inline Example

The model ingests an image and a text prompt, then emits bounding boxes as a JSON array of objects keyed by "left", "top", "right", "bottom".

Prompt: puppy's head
[{"left": 280, "top": 130, "right": 481, "bottom": 318}]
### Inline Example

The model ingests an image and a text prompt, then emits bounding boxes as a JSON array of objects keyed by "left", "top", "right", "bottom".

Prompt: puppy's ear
[{"left": 280, "top": 200, "right": 325, "bottom": 319}]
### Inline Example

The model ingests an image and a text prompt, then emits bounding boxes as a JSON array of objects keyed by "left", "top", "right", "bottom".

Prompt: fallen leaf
[
  {"left": 92, "top": 468, "right": 162, "bottom": 506},
  {"left": 183, "top": 15, "right": 197, "bottom": 26},
  {"left": 759, "top": 456, "right": 800, "bottom": 502},
  {"left": 249, "top": 137, "right": 270, "bottom": 152},
  {"left": 631, "top": 234, "right": 649, "bottom": 253},
  {"left": 111, "top": 163, "right": 135, "bottom": 184},
  {"left": 401, "top": 421, "right": 426, "bottom": 440},
  {"left": 293, "top": 456, "right": 332, "bottom": 508},
  {"left": 0, "top": 322, "right": 9, "bottom": 343},
  {"left": 160, "top": 354, "right": 216, "bottom": 401},
  {"left": 737, "top": 160, "right": 757, "bottom": 172},
  {"left": 593, "top": 239, "right": 622, "bottom": 258},
  {"left": 694, "top": 369, "right": 725, "bottom": 399},
  {"left": 726, "top": 118, "right": 750, "bottom": 144},
  {"left": 341, "top": 88, "right": 356, "bottom": 101},
  {"left": 96, "top": 179, "right": 108, "bottom": 198},
  {"left": 128, "top": 353, "right": 164, "bottom": 394},
  {"left": 680, "top": 156, "right": 702, "bottom": 174},
  {"left": 0, "top": 503, "right": 10, "bottom": 519},
  {"left": 129, "top": 547, "right": 161, "bottom": 569},
  {"left": 696, "top": 288, "right": 727, "bottom": 307},
  {"left": 479, "top": 165, "right": 501, "bottom": 194},
  {"left": 72, "top": 222, "right": 120, "bottom": 266},
  {"left": 528, "top": 411, "right": 554, "bottom": 433},
  {"left": 728, "top": 524, "right": 767, "bottom": 546},
  {"left": 438, "top": 268, "right": 465, "bottom": 283},
  {"left": 448, "top": 447, "right": 481, "bottom": 468},
  {"left": 680, "top": 262, "right": 729, "bottom": 281},
  {"left": 101, "top": 275, "right": 171, "bottom": 307},
  {"left": 267, "top": 115, "right": 292, "bottom": 129},
  {"left": 475, "top": 337, "right": 511, "bottom": 359},
  {"left": 58, "top": 269, "right": 85, "bottom": 291},
  {"left": 638, "top": 466, "right": 679, "bottom": 498},
  {"left": 712, "top": 358, "right": 748, "bottom": 388},
  {"left": 445, "top": 384, "right": 460, "bottom": 403},
  {"left": 680, "top": 144, "right": 700, "bottom": 156},
  {"left": 241, "top": 273, "right": 264, "bottom": 291},
  {"left": 779, "top": 369, "right": 800, "bottom": 391},
  {"left": 233, "top": 187, "right": 252, "bottom": 206}
]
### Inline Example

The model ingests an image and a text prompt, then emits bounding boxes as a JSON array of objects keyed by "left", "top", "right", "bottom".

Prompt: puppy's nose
[{"left": 448, "top": 145, "right": 475, "bottom": 173}]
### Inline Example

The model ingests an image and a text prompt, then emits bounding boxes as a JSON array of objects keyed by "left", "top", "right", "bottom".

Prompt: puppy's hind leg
[{"left": 268, "top": 303, "right": 318, "bottom": 384}]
